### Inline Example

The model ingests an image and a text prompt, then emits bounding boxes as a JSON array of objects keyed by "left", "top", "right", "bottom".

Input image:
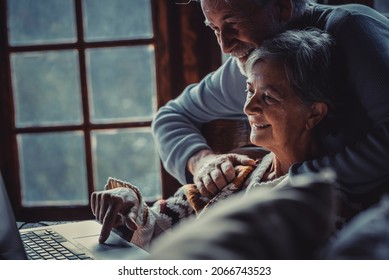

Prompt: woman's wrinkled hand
[
  {"left": 193, "top": 153, "right": 256, "bottom": 198},
  {"left": 90, "top": 187, "right": 140, "bottom": 243}
]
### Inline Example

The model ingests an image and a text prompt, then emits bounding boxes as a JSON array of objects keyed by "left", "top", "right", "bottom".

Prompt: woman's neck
[
  {"left": 262, "top": 157, "right": 288, "bottom": 181},
  {"left": 263, "top": 138, "right": 324, "bottom": 181}
]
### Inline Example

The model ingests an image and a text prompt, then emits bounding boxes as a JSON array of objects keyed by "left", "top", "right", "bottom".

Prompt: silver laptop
[{"left": 0, "top": 173, "right": 149, "bottom": 260}]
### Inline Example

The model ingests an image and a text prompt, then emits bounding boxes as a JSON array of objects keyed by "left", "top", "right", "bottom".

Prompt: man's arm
[{"left": 152, "top": 57, "right": 248, "bottom": 185}]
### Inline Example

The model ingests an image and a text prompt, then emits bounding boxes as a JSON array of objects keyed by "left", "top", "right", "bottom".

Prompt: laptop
[{"left": 0, "top": 173, "right": 149, "bottom": 260}]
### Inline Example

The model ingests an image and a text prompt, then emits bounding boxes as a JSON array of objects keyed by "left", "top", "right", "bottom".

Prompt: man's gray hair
[{"left": 245, "top": 28, "right": 335, "bottom": 109}]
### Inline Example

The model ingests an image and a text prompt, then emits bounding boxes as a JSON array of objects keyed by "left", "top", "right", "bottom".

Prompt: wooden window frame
[{"left": 0, "top": 0, "right": 220, "bottom": 222}]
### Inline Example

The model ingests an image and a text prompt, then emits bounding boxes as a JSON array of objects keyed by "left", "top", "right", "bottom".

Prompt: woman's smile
[{"left": 252, "top": 122, "right": 271, "bottom": 130}]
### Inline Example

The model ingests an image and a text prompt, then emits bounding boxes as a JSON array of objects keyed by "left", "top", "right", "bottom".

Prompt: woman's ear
[
  {"left": 305, "top": 102, "right": 328, "bottom": 130},
  {"left": 277, "top": 0, "right": 293, "bottom": 22}
]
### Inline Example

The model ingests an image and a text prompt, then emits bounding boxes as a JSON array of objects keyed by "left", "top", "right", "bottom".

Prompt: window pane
[
  {"left": 18, "top": 132, "right": 88, "bottom": 206},
  {"left": 83, "top": 0, "right": 153, "bottom": 42},
  {"left": 11, "top": 50, "right": 83, "bottom": 127},
  {"left": 7, "top": 0, "right": 76, "bottom": 46},
  {"left": 87, "top": 46, "right": 156, "bottom": 123},
  {"left": 92, "top": 128, "right": 161, "bottom": 200}
]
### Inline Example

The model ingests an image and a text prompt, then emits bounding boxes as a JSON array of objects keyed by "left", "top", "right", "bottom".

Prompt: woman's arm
[{"left": 91, "top": 177, "right": 199, "bottom": 249}]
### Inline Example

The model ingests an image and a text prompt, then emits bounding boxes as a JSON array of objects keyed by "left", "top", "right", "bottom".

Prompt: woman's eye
[{"left": 263, "top": 93, "right": 279, "bottom": 104}]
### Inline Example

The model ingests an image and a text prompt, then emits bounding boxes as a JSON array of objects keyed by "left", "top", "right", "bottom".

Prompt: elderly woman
[
  {"left": 240, "top": 28, "right": 334, "bottom": 191},
  {"left": 90, "top": 29, "right": 335, "bottom": 250}
]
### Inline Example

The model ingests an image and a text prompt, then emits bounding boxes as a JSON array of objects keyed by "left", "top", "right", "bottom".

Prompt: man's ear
[
  {"left": 305, "top": 102, "right": 328, "bottom": 130},
  {"left": 277, "top": 0, "right": 293, "bottom": 22}
]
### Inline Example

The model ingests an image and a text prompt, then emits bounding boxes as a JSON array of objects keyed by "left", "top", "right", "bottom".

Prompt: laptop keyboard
[{"left": 21, "top": 229, "right": 93, "bottom": 260}]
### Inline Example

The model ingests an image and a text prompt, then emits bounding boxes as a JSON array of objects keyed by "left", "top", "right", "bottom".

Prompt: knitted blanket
[{"left": 102, "top": 165, "right": 255, "bottom": 248}]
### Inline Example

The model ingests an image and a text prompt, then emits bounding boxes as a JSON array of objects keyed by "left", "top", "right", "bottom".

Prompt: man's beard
[{"left": 236, "top": 57, "right": 248, "bottom": 76}]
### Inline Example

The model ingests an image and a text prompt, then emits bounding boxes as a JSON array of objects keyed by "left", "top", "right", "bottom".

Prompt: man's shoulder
[
  {"left": 210, "top": 56, "right": 247, "bottom": 93},
  {"left": 316, "top": 3, "right": 387, "bottom": 26}
]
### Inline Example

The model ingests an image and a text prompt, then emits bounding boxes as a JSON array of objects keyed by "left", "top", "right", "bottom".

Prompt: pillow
[{"left": 323, "top": 195, "right": 389, "bottom": 259}]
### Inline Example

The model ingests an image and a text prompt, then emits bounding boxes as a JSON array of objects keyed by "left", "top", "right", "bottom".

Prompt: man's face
[{"left": 201, "top": 0, "right": 286, "bottom": 69}]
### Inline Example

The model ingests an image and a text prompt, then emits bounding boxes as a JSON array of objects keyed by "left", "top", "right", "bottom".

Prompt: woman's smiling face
[{"left": 244, "top": 59, "right": 312, "bottom": 153}]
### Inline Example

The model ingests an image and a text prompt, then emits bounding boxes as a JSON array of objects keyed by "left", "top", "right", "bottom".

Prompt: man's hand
[
  {"left": 188, "top": 150, "right": 256, "bottom": 198},
  {"left": 90, "top": 188, "right": 140, "bottom": 243}
]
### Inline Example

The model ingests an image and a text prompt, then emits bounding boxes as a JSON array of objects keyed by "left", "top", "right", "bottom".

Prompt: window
[
  {"left": 0, "top": 0, "right": 220, "bottom": 222},
  {"left": 0, "top": 0, "right": 176, "bottom": 221}
]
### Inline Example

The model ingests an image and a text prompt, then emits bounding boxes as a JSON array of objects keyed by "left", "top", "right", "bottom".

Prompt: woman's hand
[
  {"left": 192, "top": 153, "right": 256, "bottom": 198},
  {"left": 90, "top": 187, "right": 140, "bottom": 243}
]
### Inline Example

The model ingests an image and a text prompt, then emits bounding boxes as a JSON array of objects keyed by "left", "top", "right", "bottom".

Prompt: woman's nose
[{"left": 244, "top": 96, "right": 262, "bottom": 116}]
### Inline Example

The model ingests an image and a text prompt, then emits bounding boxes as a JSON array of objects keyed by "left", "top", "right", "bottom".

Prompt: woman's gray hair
[{"left": 245, "top": 28, "right": 335, "bottom": 110}]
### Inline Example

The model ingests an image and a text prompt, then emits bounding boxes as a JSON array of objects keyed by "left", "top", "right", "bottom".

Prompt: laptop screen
[{"left": 0, "top": 173, "right": 27, "bottom": 260}]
